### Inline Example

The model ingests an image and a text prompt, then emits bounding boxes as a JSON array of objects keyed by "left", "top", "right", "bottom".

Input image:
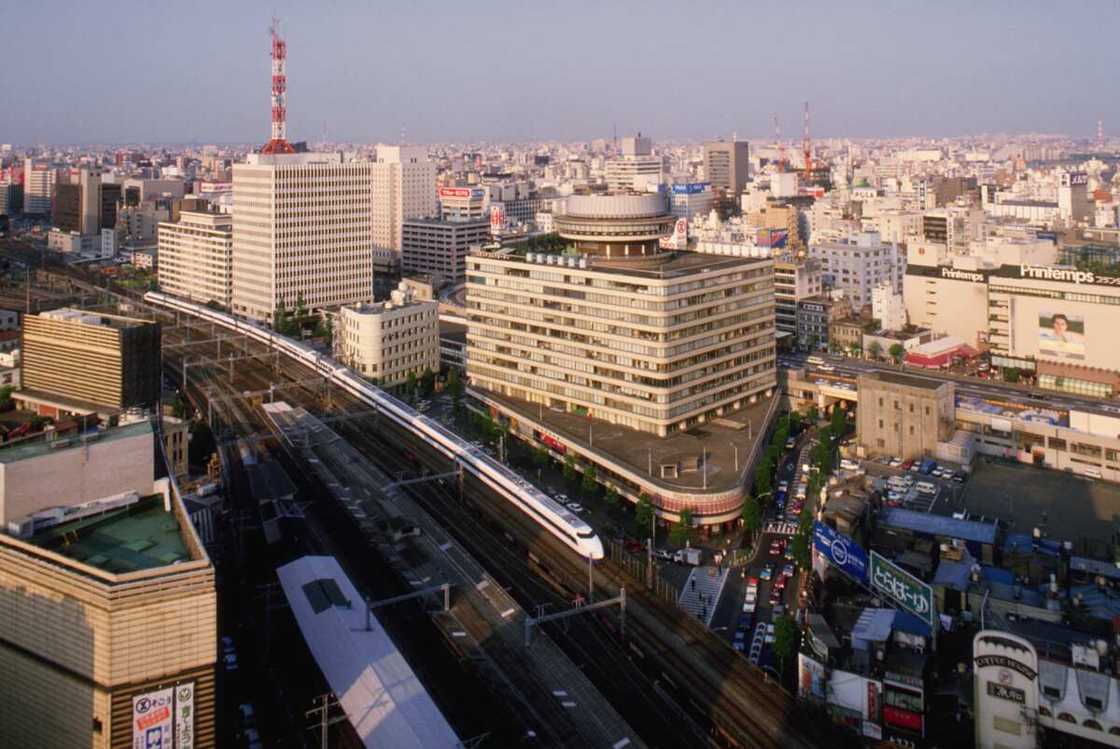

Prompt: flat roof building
[
  {"left": 703, "top": 140, "right": 750, "bottom": 196},
  {"left": 21, "top": 308, "right": 161, "bottom": 410},
  {"left": 158, "top": 208, "right": 234, "bottom": 308},
  {"left": 0, "top": 419, "right": 217, "bottom": 749},
  {"left": 401, "top": 217, "right": 489, "bottom": 287},
  {"left": 334, "top": 283, "right": 439, "bottom": 386},
  {"left": 856, "top": 372, "right": 954, "bottom": 460}
]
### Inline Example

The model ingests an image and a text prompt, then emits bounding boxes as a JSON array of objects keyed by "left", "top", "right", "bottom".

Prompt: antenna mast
[
  {"left": 261, "top": 17, "right": 295, "bottom": 155},
  {"left": 802, "top": 101, "right": 813, "bottom": 179},
  {"left": 773, "top": 114, "right": 786, "bottom": 171}
]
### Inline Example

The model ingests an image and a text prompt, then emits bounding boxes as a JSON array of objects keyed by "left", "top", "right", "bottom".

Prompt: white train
[{"left": 145, "top": 291, "right": 604, "bottom": 560}]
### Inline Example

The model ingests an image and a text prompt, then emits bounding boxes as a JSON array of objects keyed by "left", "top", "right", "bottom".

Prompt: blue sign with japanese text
[{"left": 813, "top": 521, "right": 868, "bottom": 583}]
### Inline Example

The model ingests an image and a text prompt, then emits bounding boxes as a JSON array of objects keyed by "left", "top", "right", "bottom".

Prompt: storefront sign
[
  {"left": 175, "top": 682, "right": 195, "bottom": 749},
  {"left": 133, "top": 687, "right": 174, "bottom": 749},
  {"left": 986, "top": 681, "right": 1026, "bottom": 704},
  {"left": 870, "top": 551, "right": 935, "bottom": 628}
]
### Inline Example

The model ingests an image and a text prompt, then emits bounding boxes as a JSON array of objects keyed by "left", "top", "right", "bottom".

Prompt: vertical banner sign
[
  {"left": 133, "top": 687, "right": 174, "bottom": 749},
  {"left": 175, "top": 682, "right": 195, "bottom": 749}
]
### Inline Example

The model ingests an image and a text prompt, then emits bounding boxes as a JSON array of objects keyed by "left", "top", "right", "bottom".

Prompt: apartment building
[
  {"left": 20, "top": 308, "right": 161, "bottom": 410},
  {"left": 371, "top": 144, "right": 437, "bottom": 255},
  {"left": 401, "top": 217, "right": 490, "bottom": 287},
  {"left": 465, "top": 250, "right": 776, "bottom": 437},
  {"left": 22, "top": 158, "right": 53, "bottom": 215},
  {"left": 157, "top": 209, "right": 233, "bottom": 307},
  {"left": 605, "top": 135, "right": 663, "bottom": 192},
  {"left": 231, "top": 152, "right": 373, "bottom": 323},
  {"left": 809, "top": 231, "right": 904, "bottom": 310},
  {"left": 0, "top": 420, "right": 217, "bottom": 749},
  {"left": 773, "top": 255, "right": 823, "bottom": 335},
  {"left": 334, "top": 283, "right": 439, "bottom": 386}
]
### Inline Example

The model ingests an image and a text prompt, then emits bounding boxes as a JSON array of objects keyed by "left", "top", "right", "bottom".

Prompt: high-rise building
[
  {"left": 22, "top": 159, "right": 53, "bottom": 215},
  {"left": 1058, "top": 171, "right": 1090, "bottom": 225},
  {"left": 231, "top": 152, "right": 374, "bottom": 323},
  {"left": 809, "top": 231, "right": 904, "bottom": 310},
  {"left": 158, "top": 208, "right": 234, "bottom": 308},
  {"left": 773, "top": 256, "right": 823, "bottom": 335},
  {"left": 100, "top": 182, "right": 121, "bottom": 230},
  {"left": 334, "top": 282, "right": 439, "bottom": 385},
  {"left": 401, "top": 217, "right": 490, "bottom": 287},
  {"left": 703, "top": 140, "right": 750, "bottom": 196},
  {"left": 605, "top": 134, "right": 663, "bottom": 192},
  {"left": 20, "top": 308, "right": 161, "bottom": 409},
  {"left": 79, "top": 167, "right": 101, "bottom": 235},
  {"left": 370, "top": 145, "right": 437, "bottom": 256},
  {"left": 0, "top": 419, "right": 217, "bottom": 748},
  {"left": 53, "top": 183, "right": 82, "bottom": 233}
]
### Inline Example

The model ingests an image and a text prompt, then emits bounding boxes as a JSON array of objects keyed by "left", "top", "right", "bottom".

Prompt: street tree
[
  {"left": 670, "top": 507, "right": 695, "bottom": 547},
  {"left": 888, "top": 343, "right": 906, "bottom": 365},
  {"left": 420, "top": 368, "right": 436, "bottom": 397},
  {"left": 405, "top": 371, "right": 418, "bottom": 402},
  {"left": 533, "top": 446, "right": 549, "bottom": 469},
  {"left": 604, "top": 484, "right": 620, "bottom": 507},
  {"left": 741, "top": 496, "right": 762, "bottom": 535},
  {"left": 634, "top": 493, "right": 655, "bottom": 538},
  {"left": 581, "top": 464, "right": 598, "bottom": 497},
  {"left": 563, "top": 454, "right": 577, "bottom": 482},
  {"left": 867, "top": 340, "right": 883, "bottom": 361},
  {"left": 773, "top": 615, "right": 801, "bottom": 677}
]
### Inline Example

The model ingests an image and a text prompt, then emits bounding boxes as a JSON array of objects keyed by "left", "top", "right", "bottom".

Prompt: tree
[
  {"left": 563, "top": 454, "right": 577, "bottom": 482},
  {"left": 754, "top": 458, "right": 774, "bottom": 504},
  {"left": 581, "top": 464, "right": 599, "bottom": 497},
  {"left": 741, "top": 496, "right": 762, "bottom": 534},
  {"left": 830, "top": 403, "right": 846, "bottom": 437},
  {"left": 791, "top": 529, "right": 811, "bottom": 570},
  {"left": 273, "top": 299, "right": 290, "bottom": 334},
  {"left": 867, "top": 340, "right": 883, "bottom": 361},
  {"left": 533, "top": 446, "right": 549, "bottom": 469},
  {"left": 405, "top": 371, "right": 418, "bottom": 402},
  {"left": 312, "top": 314, "right": 332, "bottom": 346},
  {"left": 446, "top": 368, "right": 463, "bottom": 401},
  {"left": 634, "top": 493, "right": 655, "bottom": 538},
  {"left": 0, "top": 385, "right": 13, "bottom": 411},
  {"left": 849, "top": 342, "right": 862, "bottom": 359},
  {"left": 670, "top": 507, "right": 695, "bottom": 547},
  {"left": 807, "top": 405, "right": 820, "bottom": 424},
  {"left": 773, "top": 615, "right": 801, "bottom": 677},
  {"left": 888, "top": 343, "right": 906, "bottom": 365},
  {"left": 1003, "top": 366, "right": 1021, "bottom": 383},
  {"left": 419, "top": 367, "right": 436, "bottom": 397},
  {"left": 604, "top": 484, "right": 620, "bottom": 507}
]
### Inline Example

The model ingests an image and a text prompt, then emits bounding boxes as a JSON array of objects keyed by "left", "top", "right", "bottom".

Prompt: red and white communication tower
[{"left": 261, "top": 17, "right": 295, "bottom": 155}]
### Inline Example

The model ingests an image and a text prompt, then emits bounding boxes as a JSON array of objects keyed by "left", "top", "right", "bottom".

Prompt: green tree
[
  {"left": 741, "top": 496, "right": 762, "bottom": 534},
  {"left": 419, "top": 367, "right": 436, "bottom": 397},
  {"left": 446, "top": 368, "right": 463, "bottom": 401},
  {"left": 312, "top": 314, "right": 332, "bottom": 346},
  {"left": 604, "top": 484, "right": 620, "bottom": 507},
  {"left": 773, "top": 615, "right": 801, "bottom": 677},
  {"left": 867, "top": 340, "right": 883, "bottom": 361},
  {"left": 0, "top": 385, "right": 13, "bottom": 411},
  {"left": 754, "top": 458, "right": 774, "bottom": 504},
  {"left": 273, "top": 299, "right": 290, "bottom": 334},
  {"left": 533, "top": 446, "right": 549, "bottom": 469},
  {"left": 1003, "top": 366, "right": 1021, "bottom": 383},
  {"left": 581, "top": 464, "right": 598, "bottom": 497},
  {"left": 634, "top": 493, "right": 655, "bottom": 538},
  {"left": 807, "top": 405, "right": 820, "bottom": 424},
  {"left": 405, "top": 371, "right": 418, "bottom": 402},
  {"left": 888, "top": 343, "right": 906, "bottom": 365},
  {"left": 563, "top": 453, "right": 577, "bottom": 482},
  {"left": 830, "top": 404, "right": 846, "bottom": 437},
  {"left": 294, "top": 292, "right": 308, "bottom": 319},
  {"left": 849, "top": 342, "right": 862, "bottom": 358},
  {"left": 791, "top": 529, "right": 811, "bottom": 570},
  {"left": 670, "top": 507, "right": 695, "bottom": 547}
]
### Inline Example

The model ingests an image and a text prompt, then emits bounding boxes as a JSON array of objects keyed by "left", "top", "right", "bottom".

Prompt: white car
[{"left": 566, "top": 502, "right": 584, "bottom": 513}]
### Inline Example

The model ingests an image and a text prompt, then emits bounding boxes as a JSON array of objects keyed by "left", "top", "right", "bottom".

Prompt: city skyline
[{"left": 2, "top": 0, "right": 1117, "bottom": 145}]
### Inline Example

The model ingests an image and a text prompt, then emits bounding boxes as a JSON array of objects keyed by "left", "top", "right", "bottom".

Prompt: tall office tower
[
  {"left": 100, "top": 182, "right": 121, "bottom": 230},
  {"left": 231, "top": 152, "right": 374, "bottom": 323},
  {"left": 22, "top": 159, "right": 53, "bottom": 214},
  {"left": 21, "top": 308, "right": 161, "bottom": 409},
  {"left": 53, "top": 183, "right": 82, "bottom": 233},
  {"left": 371, "top": 144, "right": 437, "bottom": 255},
  {"left": 605, "top": 134, "right": 664, "bottom": 192},
  {"left": 1058, "top": 171, "right": 1090, "bottom": 225},
  {"left": 703, "top": 140, "right": 750, "bottom": 196},
  {"left": 158, "top": 208, "right": 234, "bottom": 307},
  {"left": 79, "top": 167, "right": 101, "bottom": 235},
  {"left": 0, "top": 420, "right": 217, "bottom": 748}
]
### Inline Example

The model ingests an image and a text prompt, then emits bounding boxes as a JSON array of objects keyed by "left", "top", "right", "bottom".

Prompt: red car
[
  {"left": 901, "top": 459, "right": 913, "bottom": 470},
  {"left": 769, "top": 587, "right": 784, "bottom": 605}
]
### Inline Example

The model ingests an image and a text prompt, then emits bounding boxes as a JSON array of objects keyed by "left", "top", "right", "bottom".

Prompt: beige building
[
  {"left": 401, "top": 217, "right": 490, "bottom": 286},
  {"left": 856, "top": 372, "right": 954, "bottom": 460},
  {"left": 157, "top": 209, "right": 233, "bottom": 307},
  {"left": 773, "top": 255, "right": 822, "bottom": 335},
  {"left": 371, "top": 145, "right": 437, "bottom": 256},
  {"left": 0, "top": 420, "right": 217, "bottom": 749},
  {"left": 466, "top": 250, "right": 776, "bottom": 437},
  {"left": 231, "top": 152, "right": 374, "bottom": 323},
  {"left": 335, "top": 283, "right": 439, "bottom": 386},
  {"left": 703, "top": 140, "right": 750, "bottom": 196},
  {"left": 21, "top": 308, "right": 161, "bottom": 410}
]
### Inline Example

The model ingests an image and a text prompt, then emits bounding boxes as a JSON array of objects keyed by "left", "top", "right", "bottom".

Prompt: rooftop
[
  {"left": 878, "top": 506, "right": 999, "bottom": 545},
  {"left": 36, "top": 307, "right": 153, "bottom": 331},
  {"left": 27, "top": 494, "right": 189, "bottom": 573},
  {"left": 861, "top": 371, "right": 947, "bottom": 392},
  {"left": 0, "top": 418, "right": 149, "bottom": 463},
  {"left": 480, "top": 248, "right": 770, "bottom": 280}
]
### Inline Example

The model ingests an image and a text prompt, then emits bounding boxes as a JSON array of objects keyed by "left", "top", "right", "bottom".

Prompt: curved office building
[{"left": 553, "top": 193, "right": 675, "bottom": 258}]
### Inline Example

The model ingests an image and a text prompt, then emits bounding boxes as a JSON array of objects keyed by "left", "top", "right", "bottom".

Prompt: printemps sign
[{"left": 869, "top": 551, "right": 935, "bottom": 628}]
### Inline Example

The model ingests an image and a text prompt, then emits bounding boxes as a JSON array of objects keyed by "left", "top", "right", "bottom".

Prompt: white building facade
[
  {"left": 809, "top": 231, "right": 904, "bottom": 310},
  {"left": 157, "top": 210, "right": 234, "bottom": 307},
  {"left": 371, "top": 144, "right": 437, "bottom": 256},
  {"left": 335, "top": 283, "right": 439, "bottom": 386}
]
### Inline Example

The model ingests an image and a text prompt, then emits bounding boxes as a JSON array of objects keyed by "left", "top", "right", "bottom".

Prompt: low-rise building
[
  {"left": 334, "top": 282, "right": 439, "bottom": 386},
  {"left": 856, "top": 372, "right": 955, "bottom": 460},
  {"left": 797, "top": 295, "right": 850, "bottom": 351}
]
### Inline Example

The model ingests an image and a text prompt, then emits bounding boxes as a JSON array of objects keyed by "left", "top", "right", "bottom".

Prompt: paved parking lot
[{"left": 962, "top": 459, "right": 1120, "bottom": 541}]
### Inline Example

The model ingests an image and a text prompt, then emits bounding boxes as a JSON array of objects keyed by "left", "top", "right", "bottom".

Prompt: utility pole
[{"left": 305, "top": 693, "right": 345, "bottom": 749}]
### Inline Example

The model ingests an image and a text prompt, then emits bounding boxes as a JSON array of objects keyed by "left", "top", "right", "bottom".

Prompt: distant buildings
[
  {"left": 22, "top": 159, "right": 53, "bottom": 215},
  {"left": 334, "top": 282, "right": 439, "bottom": 386},
  {"left": 158, "top": 208, "right": 234, "bottom": 308},
  {"left": 231, "top": 152, "right": 374, "bottom": 323},
  {"left": 605, "top": 135, "right": 663, "bottom": 192},
  {"left": 20, "top": 308, "right": 161, "bottom": 411}
]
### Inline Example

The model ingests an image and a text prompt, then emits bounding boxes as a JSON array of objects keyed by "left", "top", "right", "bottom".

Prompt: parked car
[
  {"left": 759, "top": 563, "right": 774, "bottom": 581},
  {"left": 782, "top": 563, "right": 795, "bottom": 578},
  {"left": 566, "top": 502, "right": 584, "bottom": 514},
  {"left": 653, "top": 549, "right": 674, "bottom": 562}
]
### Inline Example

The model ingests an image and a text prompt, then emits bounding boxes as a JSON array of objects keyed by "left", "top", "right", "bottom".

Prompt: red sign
[
  {"left": 882, "top": 706, "right": 923, "bottom": 733},
  {"left": 538, "top": 433, "right": 566, "bottom": 455},
  {"left": 439, "top": 187, "right": 472, "bottom": 198},
  {"left": 866, "top": 681, "right": 879, "bottom": 721}
]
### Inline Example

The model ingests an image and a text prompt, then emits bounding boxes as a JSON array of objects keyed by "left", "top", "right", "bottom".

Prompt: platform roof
[
  {"left": 275, "top": 555, "right": 459, "bottom": 749},
  {"left": 879, "top": 507, "right": 998, "bottom": 544}
]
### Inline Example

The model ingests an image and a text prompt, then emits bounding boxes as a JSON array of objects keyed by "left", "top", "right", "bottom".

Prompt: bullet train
[{"left": 145, "top": 291, "right": 604, "bottom": 560}]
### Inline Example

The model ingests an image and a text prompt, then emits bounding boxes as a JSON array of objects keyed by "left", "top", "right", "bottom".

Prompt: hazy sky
[{"left": 2, "top": 0, "right": 1115, "bottom": 145}]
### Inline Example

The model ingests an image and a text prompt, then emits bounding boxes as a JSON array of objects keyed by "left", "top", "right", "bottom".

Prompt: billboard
[
  {"left": 869, "top": 551, "right": 934, "bottom": 628},
  {"left": 1038, "top": 310, "right": 1086, "bottom": 361},
  {"left": 671, "top": 182, "right": 710, "bottom": 195},
  {"left": 439, "top": 187, "right": 484, "bottom": 200},
  {"left": 133, "top": 687, "right": 174, "bottom": 749},
  {"left": 175, "top": 682, "right": 195, "bottom": 749},
  {"left": 813, "top": 522, "right": 868, "bottom": 583}
]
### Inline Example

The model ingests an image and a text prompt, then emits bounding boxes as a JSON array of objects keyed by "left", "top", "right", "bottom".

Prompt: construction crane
[
  {"left": 773, "top": 114, "right": 787, "bottom": 171},
  {"left": 260, "top": 17, "right": 295, "bottom": 155},
  {"left": 802, "top": 101, "right": 813, "bottom": 179}
]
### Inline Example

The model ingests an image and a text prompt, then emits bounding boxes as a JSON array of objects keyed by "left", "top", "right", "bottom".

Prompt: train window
[{"left": 577, "top": 530, "right": 595, "bottom": 539}]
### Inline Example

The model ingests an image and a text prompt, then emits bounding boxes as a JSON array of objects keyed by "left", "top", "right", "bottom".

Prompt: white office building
[
  {"left": 872, "top": 281, "right": 907, "bottom": 331},
  {"left": 231, "top": 152, "right": 374, "bottom": 323},
  {"left": 809, "top": 231, "right": 904, "bottom": 310},
  {"left": 335, "top": 282, "right": 439, "bottom": 386},
  {"left": 22, "top": 159, "right": 53, "bottom": 215},
  {"left": 158, "top": 209, "right": 234, "bottom": 307},
  {"left": 371, "top": 145, "right": 437, "bottom": 256},
  {"left": 605, "top": 135, "right": 663, "bottom": 193}
]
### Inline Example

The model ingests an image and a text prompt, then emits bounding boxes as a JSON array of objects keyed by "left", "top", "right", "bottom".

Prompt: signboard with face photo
[{"left": 1038, "top": 310, "right": 1086, "bottom": 361}]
